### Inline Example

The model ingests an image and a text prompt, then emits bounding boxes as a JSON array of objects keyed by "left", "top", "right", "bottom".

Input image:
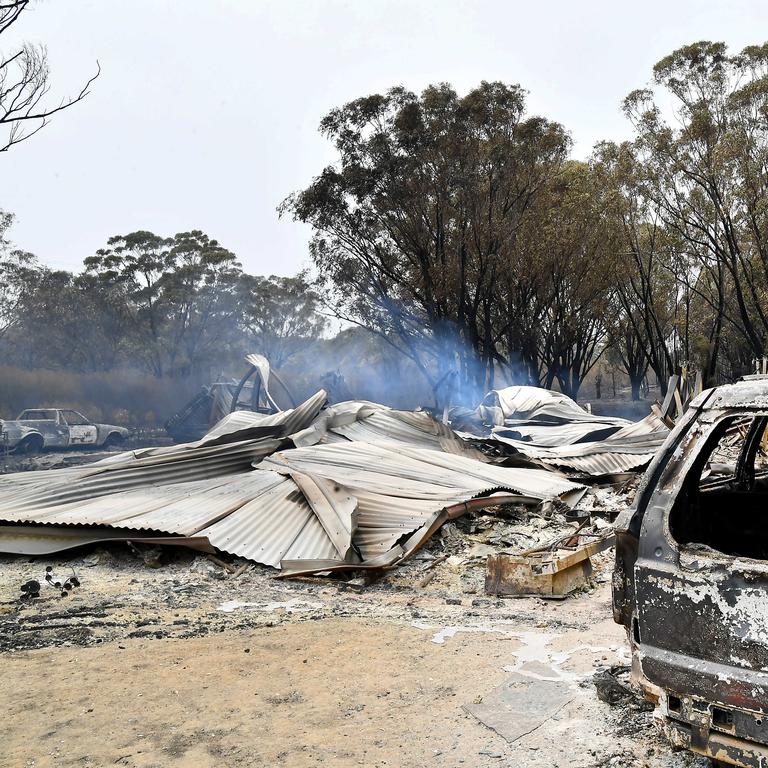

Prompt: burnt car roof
[{"left": 691, "top": 377, "right": 768, "bottom": 411}]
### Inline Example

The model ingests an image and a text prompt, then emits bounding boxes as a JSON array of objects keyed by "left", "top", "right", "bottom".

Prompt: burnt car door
[
  {"left": 60, "top": 410, "right": 98, "bottom": 445},
  {"left": 627, "top": 408, "right": 768, "bottom": 759}
]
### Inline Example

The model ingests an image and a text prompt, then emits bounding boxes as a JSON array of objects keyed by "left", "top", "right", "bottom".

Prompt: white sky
[{"left": 3, "top": 0, "right": 768, "bottom": 275}]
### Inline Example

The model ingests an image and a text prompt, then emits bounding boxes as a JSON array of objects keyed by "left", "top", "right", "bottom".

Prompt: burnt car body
[
  {"left": 0, "top": 409, "right": 129, "bottom": 453},
  {"left": 613, "top": 378, "right": 768, "bottom": 766}
]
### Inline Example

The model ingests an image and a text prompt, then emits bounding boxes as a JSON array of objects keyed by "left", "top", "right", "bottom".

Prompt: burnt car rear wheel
[
  {"left": 103, "top": 432, "right": 125, "bottom": 448},
  {"left": 17, "top": 434, "right": 44, "bottom": 454}
]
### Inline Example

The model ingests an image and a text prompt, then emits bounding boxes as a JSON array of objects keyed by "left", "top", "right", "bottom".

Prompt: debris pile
[
  {"left": 0, "top": 359, "right": 669, "bottom": 582},
  {"left": 462, "top": 385, "right": 671, "bottom": 477},
  {"left": 165, "top": 353, "right": 295, "bottom": 442},
  {"left": 0, "top": 388, "right": 593, "bottom": 575}
]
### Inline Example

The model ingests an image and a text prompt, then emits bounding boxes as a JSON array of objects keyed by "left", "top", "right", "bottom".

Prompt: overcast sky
[{"left": 3, "top": 0, "right": 768, "bottom": 275}]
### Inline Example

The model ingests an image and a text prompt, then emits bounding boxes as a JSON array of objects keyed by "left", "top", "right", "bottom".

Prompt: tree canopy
[{"left": 6, "top": 42, "right": 768, "bottom": 408}]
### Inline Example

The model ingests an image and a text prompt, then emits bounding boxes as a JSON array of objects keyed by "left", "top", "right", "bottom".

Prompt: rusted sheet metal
[
  {"left": 665, "top": 716, "right": 768, "bottom": 768},
  {"left": 486, "top": 535, "right": 614, "bottom": 598}
]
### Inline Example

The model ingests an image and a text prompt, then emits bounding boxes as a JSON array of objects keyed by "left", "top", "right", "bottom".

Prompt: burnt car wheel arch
[
  {"left": 16, "top": 433, "right": 44, "bottom": 454},
  {"left": 103, "top": 432, "right": 125, "bottom": 447}
]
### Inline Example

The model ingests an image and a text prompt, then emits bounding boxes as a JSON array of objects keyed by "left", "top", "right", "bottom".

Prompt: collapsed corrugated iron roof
[
  {"left": 0, "top": 388, "right": 586, "bottom": 575},
  {"left": 468, "top": 386, "right": 670, "bottom": 475}
]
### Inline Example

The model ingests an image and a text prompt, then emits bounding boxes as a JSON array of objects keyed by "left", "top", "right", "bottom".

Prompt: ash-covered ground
[{"left": 0, "top": 489, "right": 710, "bottom": 768}]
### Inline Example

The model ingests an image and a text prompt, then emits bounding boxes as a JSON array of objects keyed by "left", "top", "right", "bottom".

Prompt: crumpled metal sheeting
[
  {"left": 0, "top": 469, "right": 282, "bottom": 532},
  {"left": 604, "top": 413, "right": 669, "bottom": 440},
  {"left": 332, "top": 412, "right": 451, "bottom": 449},
  {"left": 484, "top": 386, "right": 630, "bottom": 426},
  {"left": 0, "top": 466, "right": 348, "bottom": 569},
  {"left": 99, "top": 390, "right": 328, "bottom": 466},
  {"left": 476, "top": 386, "right": 637, "bottom": 447},
  {"left": 0, "top": 391, "right": 330, "bottom": 515},
  {"left": 203, "top": 389, "right": 328, "bottom": 442},
  {"left": 0, "top": 388, "right": 590, "bottom": 574},
  {"left": 260, "top": 443, "right": 585, "bottom": 574},
  {"left": 540, "top": 453, "right": 651, "bottom": 475},
  {"left": 0, "top": 439, "right": 284, "bottom": 515},
  {"left": 492, "top": 432, "right": 669, "bottom": 476},
  {"left": 279, "top": 492, "right": 532, "bottom": 578},
  {"left": 474, "top": 387, "right": 672, "bottom": 474},
  {"left": 485, "top": 385, "right": 591, "bottom": 418},
  {"left": 244, "top": 353, "right": 272, "bottom": 389},
  {"left": 492, "top": 422, "right": 624, "bottom": 448},
  {"left": 197, "top": 475, "right": 344, "bottom": 568},
  {"left": 532, "top": 447, "right": 663, "bottom": 476},
  {"left": 330, "top": 408, "right": 480, "bottom": 454},
  {"left": 0, "top": 524, "right": 218, "bottom": 556},
  {"left": 261, "top": 442, "right": 586, "bottom": 506},
  {"left": 288, "top": 400, "right": 386, "bottom": 447},
  {"left": 289, "top": 471, "right": 358, "bottom": 562},
  {"left": 350, "top": 490, "right": 468, "bottom": 560},
  {"left": 289, "top": 400, "right": 486, "bottom": 460}
]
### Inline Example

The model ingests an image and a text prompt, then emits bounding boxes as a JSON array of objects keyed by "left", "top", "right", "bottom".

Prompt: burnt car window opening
[
  {"left": 18, "top": 410, "right": 57, "bottom": 421},
  {"left": 669, "top": 414, "right": 768, "bottom": 560},
  {"left": 61, "top": 411, "right": 89, "bottom": 426}
]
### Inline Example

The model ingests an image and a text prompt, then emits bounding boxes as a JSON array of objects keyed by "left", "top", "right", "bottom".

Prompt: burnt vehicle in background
[
  {"left": 613, "top": 377, "right": 768, "bottom": 766},
  {"left": 0, "top": 409, "right": 130, "bottom": 454},
  {"left": 165, "top": 354, "right": 296, "bottom": 443}
]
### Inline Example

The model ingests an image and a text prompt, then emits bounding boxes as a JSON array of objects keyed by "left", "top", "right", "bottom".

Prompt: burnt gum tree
[
  {"left": 622, "top": 41, "right": 768, "bottom": 384},
  {"left": 283, "top": 82, "right": 570, "bottom": 407}
]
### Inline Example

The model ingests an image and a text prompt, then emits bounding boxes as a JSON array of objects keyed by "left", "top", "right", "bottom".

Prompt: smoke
[{"left": 0, "top": 365, "right": 201, "bottom": 426}]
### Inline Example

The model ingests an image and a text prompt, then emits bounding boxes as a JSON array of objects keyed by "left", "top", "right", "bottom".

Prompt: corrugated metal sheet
[
  {"left": 485, "top": 386, "right": 629, "bottom": 425},
  {"left": 492, "top": 431, "right": 669, "bottom": 476},
  {"left": 475, "top": 386, "right": 652, "bottom": 448},
  {"left": 469, "top": 388, "right": 671, "bottom": 475},
  {"left": 0, "top": 386, "right": 613, "bottom": 575},
  {"left": 262, "top": 442, "right": 584, "bottom": 505},
  {"left": 197, "top": 475, "right": 343, "bottom": 568},
  {"left": 492, "top": 422, "right": 624, "bottom": 447},
  {"left": 351, "top": 489, "right": 467, "bottom": 560},
  {"left": 289, "top": 400, "right": 487, "bottom": 460}
]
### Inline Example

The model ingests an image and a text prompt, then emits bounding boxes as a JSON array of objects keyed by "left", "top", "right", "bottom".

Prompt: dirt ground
[{"left": 0, "top": 537, "right": 711, "bottom": 768}]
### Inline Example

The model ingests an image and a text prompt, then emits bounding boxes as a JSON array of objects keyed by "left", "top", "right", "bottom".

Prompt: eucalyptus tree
[
  {"left": 239, "top": 272, "right": 327, "bottom": 368},
  {"left": 283, "top": 81, "right": 570, "bottom": 406},
  {"left": 85, "top": 230, "right": 243, "bottom": 377},
  {"left": 623, "top": 41, "right": 768, "bottom": 380}
]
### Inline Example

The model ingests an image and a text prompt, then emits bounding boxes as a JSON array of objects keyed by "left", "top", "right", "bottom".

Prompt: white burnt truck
[{"left": 0, "top": 409, "right": 130, "bottom": 454}]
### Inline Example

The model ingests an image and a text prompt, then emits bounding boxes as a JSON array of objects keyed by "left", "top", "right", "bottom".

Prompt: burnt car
[
  {"left": 0, "top": 409, "right": 130, "bottom": 454},
  {"left": 613, "top": 377, "right": 768, "bottom": 766}
]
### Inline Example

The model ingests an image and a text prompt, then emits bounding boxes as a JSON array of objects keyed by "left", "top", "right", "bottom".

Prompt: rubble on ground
[
  {"left": 0, "top": 362, "right": 724, "bottom": 768},
  {"left": 0, "top": 357, "right": 670, "bottom": 586}
]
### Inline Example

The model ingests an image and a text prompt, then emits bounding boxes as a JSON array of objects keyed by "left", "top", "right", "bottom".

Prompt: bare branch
[{"left": 0, "top": 4, "right": 99, "bottom": 152}]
